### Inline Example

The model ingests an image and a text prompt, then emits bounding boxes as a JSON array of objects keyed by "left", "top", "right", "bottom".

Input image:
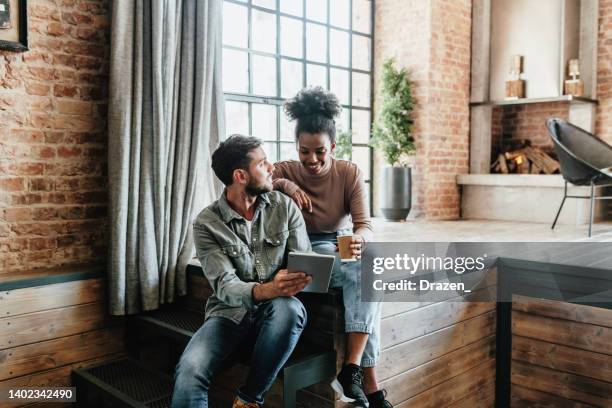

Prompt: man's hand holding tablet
[
  {"left": 253, "top": 269, "right": 312, "bottom": 301},
  {"left": 287, "top": 252, "right": 336, "bottom": 293}
]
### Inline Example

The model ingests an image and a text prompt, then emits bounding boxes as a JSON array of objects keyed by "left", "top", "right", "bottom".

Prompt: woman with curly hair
[{"left": 273, "top": 87, "right": 390, "bottom": 408}]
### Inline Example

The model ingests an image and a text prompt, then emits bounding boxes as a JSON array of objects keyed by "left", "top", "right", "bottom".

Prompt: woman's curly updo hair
[{"left": 284, "top": 87, "right": 341, "bottom": 144}]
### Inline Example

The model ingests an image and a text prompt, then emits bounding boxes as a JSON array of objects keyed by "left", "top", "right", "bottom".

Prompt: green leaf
[{"left": 369, "top": 58, "right": 416, "bottom": 166}]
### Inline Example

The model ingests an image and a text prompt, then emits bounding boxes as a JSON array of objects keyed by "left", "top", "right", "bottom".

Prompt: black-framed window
[{"left": 221, "top": 0, "right": 373, "bottom": 194}]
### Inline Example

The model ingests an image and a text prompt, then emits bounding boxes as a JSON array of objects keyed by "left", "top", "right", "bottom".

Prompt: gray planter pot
[{"left": 381, "top": 166, "right": 412, "bottom": 221}]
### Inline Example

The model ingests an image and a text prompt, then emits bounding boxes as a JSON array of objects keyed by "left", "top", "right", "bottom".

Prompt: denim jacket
[{"left": 193, "top": 190, "right": 311, "bottom": 323}]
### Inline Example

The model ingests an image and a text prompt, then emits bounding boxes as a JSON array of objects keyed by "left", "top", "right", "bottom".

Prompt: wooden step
[
  {"left": 71, "top": 357, "right": 225, "bottom": 408},
  {"left": 72, "top": 358, "right": 172, "bottom": 408},
  {"left": 132, "top": 306, "right": 336, "bottom": 373}
]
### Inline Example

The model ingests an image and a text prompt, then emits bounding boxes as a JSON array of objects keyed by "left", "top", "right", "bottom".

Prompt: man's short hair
[{"left": 211, "top": 134, "right": 263, "bottom": 186}]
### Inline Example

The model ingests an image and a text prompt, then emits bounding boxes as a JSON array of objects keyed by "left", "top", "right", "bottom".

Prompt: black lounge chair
[{"left": 545, "top": 118, "right": 612, "bottom": 237}]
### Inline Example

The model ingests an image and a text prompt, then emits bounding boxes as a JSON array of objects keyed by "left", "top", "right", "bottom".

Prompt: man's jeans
[
  {"left": 171, "top": 297, "right": 307, "bottom": 407},
  {"left": 309, "top": 232, "right": 381, "bottom": 367}
]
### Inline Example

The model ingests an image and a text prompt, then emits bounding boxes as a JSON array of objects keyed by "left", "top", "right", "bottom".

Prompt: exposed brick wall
[
  {"left": 0, "top": 0, "right": 110, "bottom": 274},
  {"left": 492, "top": 102, "right": 570, "bottom": 158},
  {"left": 422, "top": 0, "right": 471, "bottom": 219},
  {"left": 373, "top": 0, "right": 471, "bottom": 220},
  {"left": 597, "top": 0, "right": 612, "bottom": 145}
]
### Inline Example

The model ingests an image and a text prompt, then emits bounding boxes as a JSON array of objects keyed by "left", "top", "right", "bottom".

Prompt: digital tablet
[{"left": 287, "top": 252, "right": 335, "bottom": 293}]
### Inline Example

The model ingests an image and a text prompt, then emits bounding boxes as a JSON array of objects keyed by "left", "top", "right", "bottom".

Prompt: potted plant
[{"left": 370, "top": 58, "right": 416, "bottom": 221}]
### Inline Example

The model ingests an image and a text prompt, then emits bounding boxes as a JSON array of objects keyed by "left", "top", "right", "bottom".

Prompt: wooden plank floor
[{"left": 372, "top": 218, "right": 612, "bottom": 242}]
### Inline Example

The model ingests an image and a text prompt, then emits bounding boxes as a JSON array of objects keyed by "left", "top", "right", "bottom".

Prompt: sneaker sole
[{"left": 330, "top": 379, "right": 369, "bottom": 407}]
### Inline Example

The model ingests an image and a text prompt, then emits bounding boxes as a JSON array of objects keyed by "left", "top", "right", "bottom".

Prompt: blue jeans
[
  {"left": 309, "top": 232, "right": 381, "bottom": 367},
  {"left": 171, "top": 297, "right": 307, "bottom": 407}
]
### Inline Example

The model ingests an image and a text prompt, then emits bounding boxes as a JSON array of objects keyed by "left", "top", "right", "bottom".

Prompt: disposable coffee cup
[{"left": 337, "top": 234, "right": 357, "bottom": 262}]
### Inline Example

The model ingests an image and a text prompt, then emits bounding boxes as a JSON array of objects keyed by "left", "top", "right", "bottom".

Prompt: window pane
[
  {"left": 281, "top": 59, "right": 304, "bottom": 98},
  {"left": 330, "top": 29, "right": 349, "bottom": 67},
  {"left": 352, "top": 34, "right": 370, "bottom": 71},
  {"left": 306, "top": 64, "right": 327, "bottom": 88},
  {"left": 223, "top": 3, "right": 248, "bottom": 47},
  {"left": 252, "top": 104, "right": 277, "bottom": 140},
  {"left": 306, "top": 23, "right": 327, "bottom": 63},
  {"left": 280, "top": 0, "right": 303, "bottom": 16},
  {"left": 253, "top": 0, "right": 276, "bottom": 10},
  {"left": 280, "top": 142, "right": 299, "bottom": 161},
  {"left": 352, "top": 146, "right": 370, "bottom": 178},
  {"left": 337, "top": 107, "right": 349, "bottom": 134},
  {"left": 223, "top": 49, "right": 248, "bottom": 93},
  {"left": 330, "top": 0, "right": 349, "bottom": 29},
  {"left": 252, "top": 54, "right": 277, "bottom": 96},
  {"left": 281, "top": 17, "right": 303, "bottom": 58},
  {"left": 352, "top": 72, "right": 370, "bottom": 107},
  {"left": 306, "top": 0, "right": 327, "bottom": 23},
  {"left": 252, "top": 9, "right": 276, "bottom": 53},
  {"left": 351, "top": 109, "right": 371, "bottom": 143},
  {"left": 353, "top": 0, "right": 371, "bottom": 34},
  {"left": 280, "top": 111, "right": 295, "bottom": 141},
  {"left": 330, "top": 68, "right": 349, "bottom": 104},
  {"left": 263, "top": 142, "right": 279, "bottom": 162},
  {"left": 225, "top": 101, "right": 249, "bottom": 136}
]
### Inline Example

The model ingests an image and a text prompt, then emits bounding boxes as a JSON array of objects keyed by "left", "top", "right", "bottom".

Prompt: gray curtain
[{"left": 108, "top": 0, "right": 224, "bottom": 315}]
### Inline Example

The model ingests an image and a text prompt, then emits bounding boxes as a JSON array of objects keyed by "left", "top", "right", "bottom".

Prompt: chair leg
[
  {"left": 552, "top": 181, "right": 568, "bottom": 230},
  {"left": 589, "top": 181, "right": 595, "bottom": 238}
]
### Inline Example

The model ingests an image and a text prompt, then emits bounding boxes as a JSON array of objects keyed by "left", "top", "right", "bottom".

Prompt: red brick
[
  {"left": 57, "top": 146, "right": 82, "bottom": 158},
  {"left": 53, "top": 84, "right": 79, "bottom": 98},
  {"left": 47, "top": 22, "right": 65, "bottom": 36},
  {"left": 3, "top": 208, "right": 32, "bottom": 222},
  {"left": 29, "top": 238, "right": 57, "bottom": 251},
  {"left": 24, "top": 82, "right": 51, "bottom": 96},
  {"left": 29, "top": 178, "right": 55, "bottom": 191},
  {"left": 0, "top": 177, "right": 25, "bottom": 191},
  {"left": 57, "top": 100, "right": 92, "bottom": 115}
]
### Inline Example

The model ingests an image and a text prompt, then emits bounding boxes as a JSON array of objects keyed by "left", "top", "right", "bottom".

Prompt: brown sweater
[{"left": 272, "top": 158, "right": 373, "bottom": 242}]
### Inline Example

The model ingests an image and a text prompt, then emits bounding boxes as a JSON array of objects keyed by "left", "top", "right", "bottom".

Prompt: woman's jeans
[
  {"left": 171, "top": 297, "right": 307, "bottom": 408},
  {"left": 309, "top": 232, "right": 381, "bottom": 367}
]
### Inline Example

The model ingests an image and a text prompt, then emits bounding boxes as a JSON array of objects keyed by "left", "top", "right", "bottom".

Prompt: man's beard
[{"left": 245, "top": 179, "right": 271, "bottom": 196}]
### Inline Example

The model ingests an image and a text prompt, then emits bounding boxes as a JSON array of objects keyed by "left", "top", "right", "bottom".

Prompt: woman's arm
[
  {"left": 347, "top": 166, "right": 373, "bottom": 242},
  {"left": 272, "top": 162, "right": 300, "bottom": 196},
  {"left": 272, "top": 162, "right": 313, "bottom": 212}
]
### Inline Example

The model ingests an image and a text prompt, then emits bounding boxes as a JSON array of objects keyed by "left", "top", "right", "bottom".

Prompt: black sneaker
[
  {"left": 367, "top": 389, "right": 393, "bottom": 408},
  {"left": 330, "top": 363, "right": 369, "bottom": 406}
]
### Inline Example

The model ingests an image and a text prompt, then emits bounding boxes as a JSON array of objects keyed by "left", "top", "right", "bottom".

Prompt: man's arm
[
  {"left": 285, "top": 197, "right": 312, "bottom": 253},
  {"left": 252, "top": 198, "right": 312, "bottom": 302},
  {"left": 194, "top": 223, "right": 258, "bottom": 310}
]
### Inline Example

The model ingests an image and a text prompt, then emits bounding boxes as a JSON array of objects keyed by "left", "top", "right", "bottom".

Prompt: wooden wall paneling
[
  {"left": 511, "top": 360, "right": 612, "bottom": 406},
  {"left": 380, "top": 335, "right": 496, "bottom": 405},
  {"left": 513, "top": 295, "right": 612, "bottom": 328},
  {"left": 0, "top": 302, "right": 123, "bottom": 350},
  {"left": 512, "top": 335, "right": 612, "bottom": 382},
  {"left": 0, "top": 352, "right": 127, "bottom": 408},
  {"left": 381, "top": 299, "right": 495, "bottom": 349},
  {"left": 511, "top": 310, "right": 612, "bottom": 355},
  {"left": 511, "top": 384, "right": 594, "bottom": 408},
  {"left": 0, "top": 278, "right": 105, "bottom": 318},
  {"left": 0, "top": 326, "right": 126, "bottom": 381},
  {"left": 377, "top": 310, "right": 495, "bottom": 381},
  {"left": 396, "top": 359, "right": 496, "bottom": 408},
  {"left": 447, "top": 375, "right": 496, "bottom": 407}
]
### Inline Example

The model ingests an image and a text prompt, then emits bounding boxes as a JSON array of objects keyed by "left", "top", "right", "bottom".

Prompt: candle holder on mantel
[
  {"left": 505, "top": 55, "right": 525, "bottom": 100},
  {"left": 564, "top": 59, "right": 584, "bottom": 97}
]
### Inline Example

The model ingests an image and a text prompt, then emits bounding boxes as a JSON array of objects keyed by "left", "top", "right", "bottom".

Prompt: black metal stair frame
[{"left": 72, "top": 306, "right": 336, "bottom": 408}]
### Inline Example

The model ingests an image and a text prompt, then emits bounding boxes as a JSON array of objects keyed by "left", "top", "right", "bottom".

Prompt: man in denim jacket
[{"left": 172, "top": 135, "right": 312, "bottom": 408}]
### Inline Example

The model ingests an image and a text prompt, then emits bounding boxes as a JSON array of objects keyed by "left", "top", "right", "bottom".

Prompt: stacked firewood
[{"left": 491, "top": 142, "right": 560, "bottom": 174}]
